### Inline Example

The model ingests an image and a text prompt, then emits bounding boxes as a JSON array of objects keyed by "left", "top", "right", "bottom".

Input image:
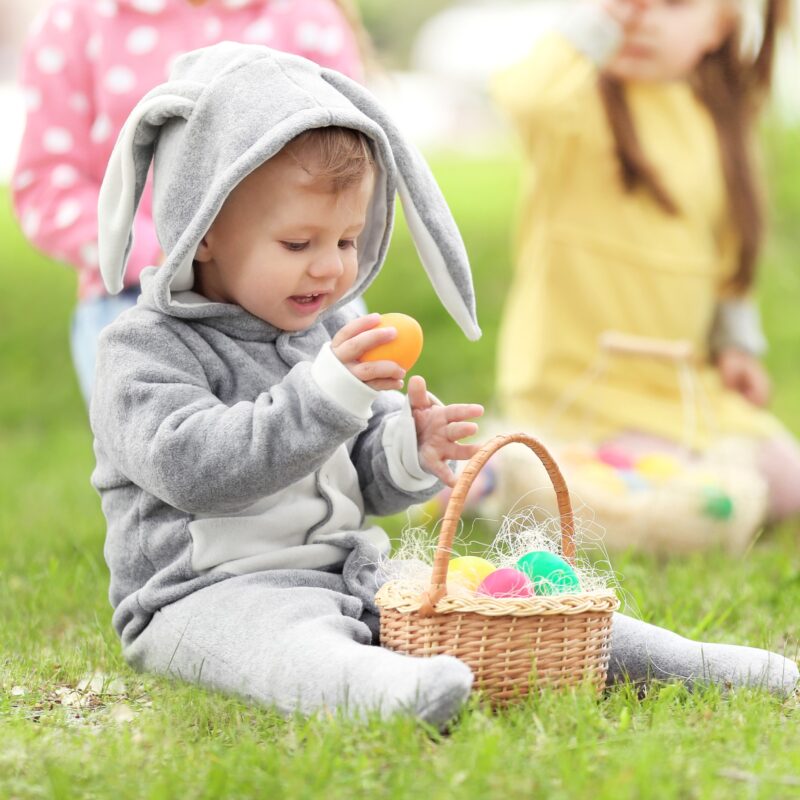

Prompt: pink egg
[
  {"left": 476, "top": 568, "right": 534, "bottom": 599},
  {"left": 596, "top": 444, "right": 635, "bottom": 470}
]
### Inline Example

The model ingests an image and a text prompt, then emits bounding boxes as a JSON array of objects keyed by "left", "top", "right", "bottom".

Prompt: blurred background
[{"left": 2, "top": 0, "right": 798, "bottom": 177}]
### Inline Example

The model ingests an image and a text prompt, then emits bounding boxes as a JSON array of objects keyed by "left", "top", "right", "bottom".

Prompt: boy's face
[{"left": 194, "top": 151, "right": 373, "bottom": 331}]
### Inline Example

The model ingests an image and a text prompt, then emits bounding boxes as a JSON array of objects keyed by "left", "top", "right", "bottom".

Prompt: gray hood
[{"left": 98, "top": 42, "right": 480, "bottom": 340}]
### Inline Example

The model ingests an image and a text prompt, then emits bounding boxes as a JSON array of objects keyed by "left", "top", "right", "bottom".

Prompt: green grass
[{"left": 2, "top": 131, "right": 800, "bottom": 799}]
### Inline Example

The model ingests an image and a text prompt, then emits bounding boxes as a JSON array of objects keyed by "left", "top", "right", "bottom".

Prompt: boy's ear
[
  {"left": 320, "top": 69, "right": 480, "bottom": 341},
  {"left": 193, "top": 235, "right": 213, "bottom": 263},
  {"left": 98, "top": 85, "right": 200, "bottom": 295}
]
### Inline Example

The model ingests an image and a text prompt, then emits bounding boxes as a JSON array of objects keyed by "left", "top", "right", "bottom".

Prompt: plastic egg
[
  {"left": 476, "top": 568, "right": 534, "bottom": 599},
  {"left": 515, "top": 551, "right": 581, "bottom": 596},
  {"left": 596, "top": 443, "right": 635, "bottom": 470},
  {"left": 577, "top": 462, "right": 627, "bottom": 495},
  {"left": 701, "top": 486, "right": 734, "bottom": 520},
  {"left": 446, "top": 556, "right": 496, "bottom": 593},
  {"left": 635, "top": 453, "right": 680, "bottom": 482},
  {"left": 360, "top": 313, "right": 424, "bottom": 371},
  {"left": 618, "top": 469, "right": 650, "bottom": 492}
]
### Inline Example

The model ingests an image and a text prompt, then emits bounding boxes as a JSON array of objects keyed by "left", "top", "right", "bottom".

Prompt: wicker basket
[{"left": 376, "top": 433, "right": 620, "bottom": 705}]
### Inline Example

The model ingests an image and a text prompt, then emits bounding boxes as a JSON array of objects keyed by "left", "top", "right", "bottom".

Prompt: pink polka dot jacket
[{"left": 11, "top": 0, "right": 363, "bottom": 300}]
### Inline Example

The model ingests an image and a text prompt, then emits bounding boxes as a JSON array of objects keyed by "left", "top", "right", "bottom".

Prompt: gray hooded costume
[{"left": 91, "top": 43, "right": 796, "bottom": 726}]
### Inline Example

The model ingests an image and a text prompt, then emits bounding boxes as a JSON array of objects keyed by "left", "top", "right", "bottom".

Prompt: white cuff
[
  {"left": 381, "top": 396, "right": 438, "bottom": 492},
  {"left": 311, "top": 342, "right": 377, "bottom": 421},
  {"left": 710, "top": 298, "right": 768, "bottom": 357},
  {"left": 557, "top": 3, "right": 624, "bottom": 66}
]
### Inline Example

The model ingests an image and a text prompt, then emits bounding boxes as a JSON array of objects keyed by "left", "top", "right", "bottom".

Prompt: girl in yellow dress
[{"left": 491, "top": 0, "right": 800, "bottom": 524}]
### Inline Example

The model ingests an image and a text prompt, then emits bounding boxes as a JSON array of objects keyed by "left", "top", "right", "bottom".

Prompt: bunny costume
[{"left": 91, "top": 43, "right": 796, "bottom": 726}]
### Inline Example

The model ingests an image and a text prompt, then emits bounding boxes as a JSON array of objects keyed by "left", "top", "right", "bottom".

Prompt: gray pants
[{"left": 125, "top": 571, "right": 798, "bottom": 725}]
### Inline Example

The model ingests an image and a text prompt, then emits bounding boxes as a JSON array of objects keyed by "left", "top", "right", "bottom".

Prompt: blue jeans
[{"left": 70, "top": 289, "right": 139, "bottom": 406}]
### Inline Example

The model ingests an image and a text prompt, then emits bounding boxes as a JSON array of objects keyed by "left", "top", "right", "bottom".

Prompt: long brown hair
[{"left": 598, "top": 0, "right": 789, "bottom": 291}]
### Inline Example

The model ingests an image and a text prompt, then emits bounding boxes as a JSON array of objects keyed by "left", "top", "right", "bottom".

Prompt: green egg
[
  {"left": 701, "top": 487, "right": 734, "bottom": 520},
  {"left": 515, "top": 550, "right": 581, "bottom": 596}
]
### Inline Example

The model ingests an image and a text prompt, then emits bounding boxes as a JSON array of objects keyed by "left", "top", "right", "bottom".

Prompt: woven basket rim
[{"left": 375, "top": 580, "right": 619, "bottom": 617}]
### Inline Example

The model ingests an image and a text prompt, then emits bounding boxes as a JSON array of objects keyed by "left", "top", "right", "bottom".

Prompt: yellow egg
[
  {"left": 446, "top": 556, "right": 496, "bottom": 593},
  {"left": 635, "top": 454, "right": 680, "bottom": 483},
  {"left": 576, "top": 462, "right": 627, "bottom": 495}
]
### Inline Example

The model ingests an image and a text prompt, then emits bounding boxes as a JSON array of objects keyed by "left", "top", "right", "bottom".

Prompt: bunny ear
[
  {"left": 321, "top": 69, "right": 481, "bottom": 341},
  {"left": 98, "top": 89, "right": 197, "bottom": 294}
]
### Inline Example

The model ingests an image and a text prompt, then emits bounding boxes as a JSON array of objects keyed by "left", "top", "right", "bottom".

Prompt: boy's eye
[
  {"left": 338, "top": 239, "right": 357, "bottom": 250},
  {"left": 281, "top": 241, "right": 308, "bottom": 252}
]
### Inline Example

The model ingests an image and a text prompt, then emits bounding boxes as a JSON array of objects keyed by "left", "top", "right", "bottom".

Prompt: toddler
[{"left": 91, "top": 43, "right": 797, "bottom": 726}]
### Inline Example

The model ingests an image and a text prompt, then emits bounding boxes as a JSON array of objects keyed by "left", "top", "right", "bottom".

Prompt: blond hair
[{"left": 283, "top": 126, "right": 375, "bottom": 192}]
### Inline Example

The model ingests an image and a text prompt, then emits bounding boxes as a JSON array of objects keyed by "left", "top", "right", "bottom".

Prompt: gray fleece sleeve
[
  {"left": 709, "top": 298, "right": 768, "bottom": 357},
  {"left": 91, "top": 318, "right": 373, "bottom": 515}
]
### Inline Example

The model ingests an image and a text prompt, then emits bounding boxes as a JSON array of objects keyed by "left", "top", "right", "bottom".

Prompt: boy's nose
[{"left": 309, "top": 249, "right": 345, "bottom": 279}]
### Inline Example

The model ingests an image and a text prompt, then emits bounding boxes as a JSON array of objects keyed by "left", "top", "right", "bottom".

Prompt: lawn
[{"left": 1, "top": 130, "right": 800, "bottom": 799}]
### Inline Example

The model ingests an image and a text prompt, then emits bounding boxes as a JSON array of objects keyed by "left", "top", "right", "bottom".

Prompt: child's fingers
[
  {"left": 443, "top": 441, "right": 482, "bottom": 462},
  {"left": 407, "top": 375, "right": 430, "bottom": 409},
  {"left": 335, "top": 326, "right": 397, "bottom": 363},
  {"left": 445, "top": 403, "right": 485, "bottom": 422},
  {"left": 426, "top": 457, "right": 457, "bottom": 488},
  {"left": 331, "top": 313, "right": 382, "bottom": 348},
  {"left": 349, "top": 359, "right": 406, "bottom": 385},
  {"left": 445, "top": 421, "right": 479, "bottom": 443}
]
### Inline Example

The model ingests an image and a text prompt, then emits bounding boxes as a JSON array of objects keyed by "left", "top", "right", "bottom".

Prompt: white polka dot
[
  {"left": 318, "top": 27, "right": 343, "bottom": 56},
  {"left": 204, "top": 16, "right": 222, "bottom": 40},
  {"left": 52, "top": 165, "right": 79, "bottom": 188},
  {"left": 24, "top": 87, "right": 42, "bottom": 112},
  {"left": 296, "top": 22, "right": 319, "bottom": 50},
  {"left": 271, "top": 0, "right": 291, "bottom": 11},
  {"left": 43, "top": 127, "right": 74, "bottom": 154},
  {"left": 69, "top": 93, "right": 90, "bottom": 114},
  {"left": 126, "top": 26, "right": 159, "bottom": 55},
  {"left": 51, "top": 7, "right": 74, "bottom": 31},
  {"left": 105, "top": 66, "right": 137, "bottom": 95},
  {"left": 90, "top": 114, "right": 112, "bottom": 143},
  {"left": 36, "top": 46, "right": 66, "bottom": 74},
  {"left": 22, "top": 209, "right": 41, "bottom": 237},
  {"left": 129, "top": 0, "right": 165, "bottom": 12},
  {"left": 80, "top": 242, "right": 100, "bottom": 268},
  {"left": 244, "top": 19, "right": 274, "bottom": 43},
  {"left": 86, "top": 34, "right": 102, "bottom": 62},
  {"left": 13, "top": 170, "right": 35, "bottom": 190},
  {"left": 55, "top": 200, "right": 82, "bottom": 229},
  {"left": 95, "top": 1, "right": 118, "bottom": 18},
  {"left": 222, "top": 0, "right": 251, "bottom": 8}
]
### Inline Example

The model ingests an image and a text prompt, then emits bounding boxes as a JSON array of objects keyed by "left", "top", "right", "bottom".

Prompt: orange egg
[{"left": 360, "top": 313, "right": 423, "bottom": 371}]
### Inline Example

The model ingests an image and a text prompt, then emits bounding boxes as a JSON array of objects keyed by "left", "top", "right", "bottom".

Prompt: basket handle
[{"left": 418, "top": 433, "right": 575, "bottom": 616}]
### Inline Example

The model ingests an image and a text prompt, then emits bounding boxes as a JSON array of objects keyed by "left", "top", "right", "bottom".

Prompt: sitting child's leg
[
  {"left": 757, "top": 435, "right": 800, "bottom": 522},
  {"left": 607, "top": 613, "right": 798, "bottom": 695},
  {"left": 123, "top": 572, "right": 472, "bottom": 726}
]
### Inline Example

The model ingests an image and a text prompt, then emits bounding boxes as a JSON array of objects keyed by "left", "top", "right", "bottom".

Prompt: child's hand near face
[
  {"left": 407, "top": 375, "right": 484, "bottom": 487},
  {"left": 717, "top": 348, "right": 771, "bottom": 408},
  {"left": 598, "top": 0, "right": 652, "bottom": 27}
]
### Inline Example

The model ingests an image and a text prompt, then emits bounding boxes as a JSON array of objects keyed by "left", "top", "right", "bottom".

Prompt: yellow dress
[{"left": 492, "top": 35, "right": 781, "bottom": 449}]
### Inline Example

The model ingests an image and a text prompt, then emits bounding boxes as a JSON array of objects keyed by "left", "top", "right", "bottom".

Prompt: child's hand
[
  {"left": 718, "top": 348, "right": 771, "bottom": 408},
  {"left": 331, "top": 313, "right": 407, "bottom": 391},
  {"left": 598, "top": 0, "right": 652, "bottom": 27},
  {"left": 408, "top": 375, "right": 484, "bottom": 487}
]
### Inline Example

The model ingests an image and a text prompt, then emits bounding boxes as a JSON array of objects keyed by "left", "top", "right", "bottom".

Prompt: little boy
[{"left": 92, "top": 43, "right": 797, "bottom": 728}]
